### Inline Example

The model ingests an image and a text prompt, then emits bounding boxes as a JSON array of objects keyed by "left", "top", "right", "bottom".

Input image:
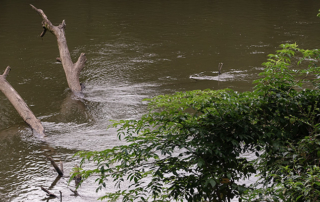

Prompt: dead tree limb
[
  {"left": 0, "top": 66, "right": 45, "bottom": 138},
  {"left": 49, "top": 175, "right": 62, "bottom": 189},
  {"left": 47, "top": 156, "right": 64, "bottom": 177},
  {"left": 30, "top": 4, "right": 87, "bottom": 95},
  {"left": 41, "top": 186, "right": 58, "bottom": 198}
]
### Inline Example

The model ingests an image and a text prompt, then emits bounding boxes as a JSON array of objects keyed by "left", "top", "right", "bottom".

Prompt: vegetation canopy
[{"left": 71, "top": 42, "right": 320, "bottom": 201}]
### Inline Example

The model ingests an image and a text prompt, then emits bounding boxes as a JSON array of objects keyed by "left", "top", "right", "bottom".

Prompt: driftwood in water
[
  {"left": 0, "top": 67, "right": 45, "bottom": 138},
  {"left": 49, "top": 175, "right": 62, "bottom": 190},
  {"left": 47, "top": 156, "right": 64, "bottom": 177},
  {"left": 30, "top": 4, "right": 87, "bottom": 95},
  {"left": 41, "top": 186, "right": 58, "bottom": 198}
]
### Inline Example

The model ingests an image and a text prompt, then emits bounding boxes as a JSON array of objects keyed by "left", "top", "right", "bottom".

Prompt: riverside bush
[{"left": 72, "top": 43, "right": 320, "bottom": 202}]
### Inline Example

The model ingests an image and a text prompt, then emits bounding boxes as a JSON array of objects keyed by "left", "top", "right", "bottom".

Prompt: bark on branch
[
  {"left": 30, "top": 4, "right": 87, "bottom": 95},
  {"left": 0, "top": 67, "right": 45, "bottom": 138}
]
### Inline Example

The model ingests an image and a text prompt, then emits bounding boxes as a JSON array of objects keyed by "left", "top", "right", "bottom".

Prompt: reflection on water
[
  {"left": 1, "top": 0, "right": 320, "bottom": 201},
  {"left": 0, "top": 129, "right": 47, "bottom": 202}
]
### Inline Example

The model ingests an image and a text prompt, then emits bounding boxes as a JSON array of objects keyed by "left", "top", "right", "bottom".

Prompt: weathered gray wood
[
  {"left": 30, "top": 4, "right": 87, "bottom": 95},
  {"left": 0, "top": 66, "right": 45, "bottom": 138}
]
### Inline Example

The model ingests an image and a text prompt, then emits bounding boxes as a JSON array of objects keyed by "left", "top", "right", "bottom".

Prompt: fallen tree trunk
[
  {"left": 0, "top": 67, "right": 45, "bottom": 138},
  {"left": 30, "top": 4, "right": 87, "bottom": 95}
]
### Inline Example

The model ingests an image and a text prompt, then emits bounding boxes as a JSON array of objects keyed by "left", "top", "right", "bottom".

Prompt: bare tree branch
[
  {"left": 2, "top": 66, "right": 11, "bottom": 78},
  {"left": 0, "top": 67, "right": 45, "bottom": 138},
  {"left": 41, "top": 186, "right": 58, "bottom": 198},
  {"left": 47, "top": 156, "right": 64, "bottom": 177},
  {"left": 30, "top": 4, "right": 87, "bottom": 95}
]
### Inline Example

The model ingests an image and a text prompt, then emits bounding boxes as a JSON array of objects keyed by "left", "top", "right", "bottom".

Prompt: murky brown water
[{"left": 1, "top": 1, "right": 320, "bottom": 201}]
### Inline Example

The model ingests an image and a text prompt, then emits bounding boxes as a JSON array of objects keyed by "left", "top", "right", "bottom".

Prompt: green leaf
[{"left": 209, "top": 179, "right": 216, "bottom": 188}]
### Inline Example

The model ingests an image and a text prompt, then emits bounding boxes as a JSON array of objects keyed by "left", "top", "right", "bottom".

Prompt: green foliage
[
  {"left": 241, "top": 43, "right": 320, "bottom": 202},
  {"left": 73, "top": 89, "right": 259, "bottom": 201},
  {"left": 71, "top": 43, "right": 320, "bottom": 202},
  {"left": 244, "top": 132, "right": 320, "bottom": 202}
]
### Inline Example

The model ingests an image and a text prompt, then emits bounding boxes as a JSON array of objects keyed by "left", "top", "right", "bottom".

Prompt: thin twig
[
  {"left": 40, "top": 27, "right": 46, "bottom": 37},
  {"left": 218, "top": 63, "right": 223, "bottom": 75}
]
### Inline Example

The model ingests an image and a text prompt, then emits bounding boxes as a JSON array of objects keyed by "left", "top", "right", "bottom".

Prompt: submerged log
[
  {"left": 0, "top": 66, "right": 45, "bottom": 138},
  {"left": 30, "top": 4, "right": 87, "bottom": 95}
]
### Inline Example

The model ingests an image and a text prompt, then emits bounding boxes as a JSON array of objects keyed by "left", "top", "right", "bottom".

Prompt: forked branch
[{"left": 31, "top": 4, "right": 87, "bottom": 95}]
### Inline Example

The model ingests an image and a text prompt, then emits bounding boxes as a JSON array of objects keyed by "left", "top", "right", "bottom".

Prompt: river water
[{"left": 1, "top": 1, "right": 320, "bottom": 201}]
